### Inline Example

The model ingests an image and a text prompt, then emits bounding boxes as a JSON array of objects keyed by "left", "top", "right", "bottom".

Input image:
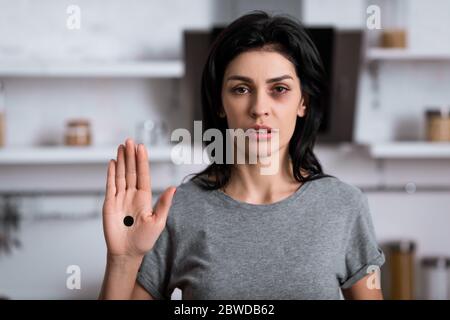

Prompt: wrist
[{"left": 106, "top": 253, "right": 144, "bottom": 269}]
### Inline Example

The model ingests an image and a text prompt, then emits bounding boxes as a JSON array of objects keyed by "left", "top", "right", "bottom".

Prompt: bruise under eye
[
  {"left": 272, "top": 86, "right": 290, "bottom": 94},
  {"left": 231, "top": 86, "right": 250, "bottom": 94}
]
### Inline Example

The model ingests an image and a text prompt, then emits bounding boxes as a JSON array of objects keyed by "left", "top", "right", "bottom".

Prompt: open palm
[{"left": 102, "top": 138, "right": 175, "bottom": 258}]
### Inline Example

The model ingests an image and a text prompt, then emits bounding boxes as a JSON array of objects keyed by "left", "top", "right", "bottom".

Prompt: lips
[
  {"left": 251, "top": 124, "right": 272, "bottom": 133},
  {"left": 247, "top": 124, "right": 274, "bottom": 140}
]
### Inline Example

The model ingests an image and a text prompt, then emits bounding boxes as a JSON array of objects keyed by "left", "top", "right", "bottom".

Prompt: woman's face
[{"left": 221, "top": 49, "right": 306, "bottom": 162}]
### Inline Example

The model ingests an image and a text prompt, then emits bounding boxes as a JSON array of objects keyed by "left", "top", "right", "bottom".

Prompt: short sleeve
[
  {"left": 340, "top": 191, "right": 385, "bottom": 289},
  {"left": 136, "top": 226, "right": 174, "bottom": 300}
]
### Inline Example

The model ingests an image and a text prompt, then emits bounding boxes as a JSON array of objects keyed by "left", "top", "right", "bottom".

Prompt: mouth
[{"left": 246, "top": 124, "right": 274, "bottom": 140}]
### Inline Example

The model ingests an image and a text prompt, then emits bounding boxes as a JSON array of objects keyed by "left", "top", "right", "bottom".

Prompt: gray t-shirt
[{"left": 137, "top": 176, "right": 385, "bottom": 300}]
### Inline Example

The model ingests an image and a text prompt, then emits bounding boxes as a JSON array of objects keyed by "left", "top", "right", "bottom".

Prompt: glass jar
[
  {"left": 425, "top": 106, "right": 450, "bottom": 142},
  {"left": 421, "top": 256, "right": 448, "bottom": 300},
  {"left": 386, "top": 240, "right": 416, "bottom": 300},
  {"left": 135, "top": 119, "right": 169, "bottom": 146},
  {"left": 378, "top": 0, "right": 408, "bottom": 48},
  {"left": 64, "top": 118, "right": 92, "bottom": 146}
]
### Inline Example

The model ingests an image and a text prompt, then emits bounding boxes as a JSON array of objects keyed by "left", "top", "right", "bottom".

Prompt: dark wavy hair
[{"left": 191, "top": 11, "right": 334, "bottom": 189}]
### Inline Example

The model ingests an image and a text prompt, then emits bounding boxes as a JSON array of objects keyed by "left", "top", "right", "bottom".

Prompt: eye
[
  {"left": 232, "top": 86, "right": 250, "bottom": 95},
  {"left": 273, "top": 86, "right": 290, "bottom": 94}
]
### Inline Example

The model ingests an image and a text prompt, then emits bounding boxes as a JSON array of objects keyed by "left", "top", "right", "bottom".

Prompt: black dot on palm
[{"left": 123, "top": 215, "right": 134, "bottom": 227}]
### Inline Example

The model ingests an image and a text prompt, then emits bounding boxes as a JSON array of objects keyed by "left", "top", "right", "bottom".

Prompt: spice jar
[
  {"left": 386, "top": 240, "right": 416, "bottom": 300},
  {"left": 379, "top": 0, "right": 408, "bottom": 48},
  {"left": 420, "top": 256, "right": 448, "bottom": 300},
  {"left": 426, "top": 107, "right": 450, "bottom": 142},
  {"left": 64, "top": 118, "right": 92, "bottom": 146}
]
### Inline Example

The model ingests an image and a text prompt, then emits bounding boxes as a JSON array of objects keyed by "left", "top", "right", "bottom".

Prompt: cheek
[
  {"left": 221, "top": 94, "right": 248, "bottom": 127},
  {"left": 273, "top": 102, "right": 299, "bottom": 141},
  {"left": 280, "top": 116, "right": 297, "bottom": 143}
]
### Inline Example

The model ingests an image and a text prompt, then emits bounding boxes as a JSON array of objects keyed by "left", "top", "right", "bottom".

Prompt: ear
[
  {"left": 218, "top": 110, "right": 226, "bottom": 118},
  {"left": 215, "top": 103, "right": 225, "bottom": 118},
  {"left": 297, "top": 95, "right": 307, "bottom": 118}
]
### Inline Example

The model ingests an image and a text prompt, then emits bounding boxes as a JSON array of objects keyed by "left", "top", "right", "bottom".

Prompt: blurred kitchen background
[{"left": 0, "top": 0, "right": 450, "bottom": 300}]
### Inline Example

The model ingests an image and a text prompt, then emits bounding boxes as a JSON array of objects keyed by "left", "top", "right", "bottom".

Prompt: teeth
[{"left": 247, "top": 128, "right": 272, "bottom": 134}]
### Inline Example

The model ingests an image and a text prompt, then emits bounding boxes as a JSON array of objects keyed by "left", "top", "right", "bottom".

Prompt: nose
[{"left": 249, "top": 90, "right": 270, "bottom": 119}]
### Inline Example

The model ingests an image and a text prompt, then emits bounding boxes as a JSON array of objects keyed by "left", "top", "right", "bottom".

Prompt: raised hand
[{"left": 102, "top": 138, "right": 176, "bottom": 258}]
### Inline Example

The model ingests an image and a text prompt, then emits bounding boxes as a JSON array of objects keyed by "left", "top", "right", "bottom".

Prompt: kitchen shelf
[
  {"left": 0, "top": 145, "right": 177, "bottom": 164},
  {"left": 370, "top": 142, "right": 450, "bottom": 159},
  {"left": 366, "top": 48, "right": 450, "bottom": 61},
  {"left": 0, "top": 60, "right": 184, "bottom": 78},
  {"left": 4, "top": 143, "right": 448, "bottom": 163}
]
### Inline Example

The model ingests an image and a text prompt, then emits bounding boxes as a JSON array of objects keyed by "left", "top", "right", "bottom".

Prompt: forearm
[
  {"left": 341, "top": 274, "right": 384, "bottom": 300},
  {"left": 98, "top": 254, "right": 143, "bottom": 300}
]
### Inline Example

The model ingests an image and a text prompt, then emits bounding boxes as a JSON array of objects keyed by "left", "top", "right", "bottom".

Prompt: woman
[{"left": 99, "top": 11, "right": 385, "bottom": 300}]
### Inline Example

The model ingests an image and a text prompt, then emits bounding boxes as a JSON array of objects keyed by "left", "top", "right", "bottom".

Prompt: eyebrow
[{"left": 225, "top": 74, "right": 294, "bottom": 83}]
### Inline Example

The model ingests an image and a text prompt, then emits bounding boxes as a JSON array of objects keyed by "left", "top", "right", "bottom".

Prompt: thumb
[{"left": 153, "top": 186, "right": 176, "bottom": 225}]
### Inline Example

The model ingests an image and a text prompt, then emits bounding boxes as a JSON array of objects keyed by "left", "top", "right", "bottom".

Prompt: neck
[{"left": 224, "top": 146, "right": 303, "bottom": 204}]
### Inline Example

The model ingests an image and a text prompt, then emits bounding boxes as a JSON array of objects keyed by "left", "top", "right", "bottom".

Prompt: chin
[{"left": 246, "top": 141, "right": 276, "bottom": 163}]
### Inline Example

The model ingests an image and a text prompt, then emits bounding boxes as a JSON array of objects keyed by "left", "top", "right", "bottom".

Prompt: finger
[
  {"left": 125, "top": 138, "right": 137, "bottom": 190},
  {"left": 153, "top": 187, "right": 176, "bottom": 225},
  {"left": 105, "top": 159, "right": 116, "bottom": 200},
  {"left": 137, "top": 144, "right": 151, "bottom": 191},
  {"left": 116, "top": 144, "right": 126, "bottom": 193}
]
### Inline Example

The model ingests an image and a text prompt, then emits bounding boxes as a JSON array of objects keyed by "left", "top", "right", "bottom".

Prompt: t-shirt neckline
[{"left": 210, "top": 178, "right": 315, "bottom": 212}]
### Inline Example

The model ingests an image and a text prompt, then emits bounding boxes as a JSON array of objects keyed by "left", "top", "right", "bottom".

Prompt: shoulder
[
  {"left": 164, "top": 179, "right": 212, "bottom": 223},
  {"left": 311, "top": 176, "right": 364, "bottom": 201},
  {"left": 308, "top": 176, "right": 369, "bottom": 219},
  {"left": 172, "top": 179, "right": 210, "bottom": 203}
]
